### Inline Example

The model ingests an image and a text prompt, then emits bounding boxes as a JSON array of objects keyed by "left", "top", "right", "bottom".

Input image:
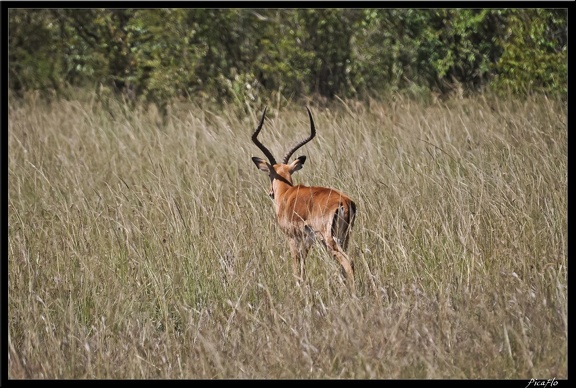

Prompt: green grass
[{"left": 8, "top": 93, "right": 567, "bottom": 379}]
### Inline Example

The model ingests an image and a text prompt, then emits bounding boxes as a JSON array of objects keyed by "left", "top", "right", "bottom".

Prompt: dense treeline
[{"left": 8, "top": 8, "right": 567, "bottom": 108}]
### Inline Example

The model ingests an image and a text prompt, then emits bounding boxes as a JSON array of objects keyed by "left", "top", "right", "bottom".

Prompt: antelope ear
[
  {"left": 289, "top": 155, "right": 306, "bottom": 173},
  {"left": 252, "top": 157, "right": 271, "bottom": 173}
]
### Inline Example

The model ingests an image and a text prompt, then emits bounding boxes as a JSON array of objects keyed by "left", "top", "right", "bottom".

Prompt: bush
[{"left": 7, "top": 9, "right": 568, "bottom": 107}]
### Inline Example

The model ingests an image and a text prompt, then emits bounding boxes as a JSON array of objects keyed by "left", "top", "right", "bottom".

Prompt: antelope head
[{"left": 251, "top": 106, "right": 316, "bottom": 199}]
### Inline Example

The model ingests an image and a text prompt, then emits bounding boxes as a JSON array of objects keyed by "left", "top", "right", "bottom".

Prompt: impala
[{"left": 251, "top": 107, "right": 357, "bottom": 292}]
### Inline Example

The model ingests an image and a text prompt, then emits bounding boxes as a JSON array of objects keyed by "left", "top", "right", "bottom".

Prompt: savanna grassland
[{"left": 8, "top": 93, "right": 567, "bottom": 379}]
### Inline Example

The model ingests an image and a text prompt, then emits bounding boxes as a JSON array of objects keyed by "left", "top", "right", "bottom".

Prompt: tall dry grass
[{"left": 8, "top": 93, "right": 567, "bottom": 379}]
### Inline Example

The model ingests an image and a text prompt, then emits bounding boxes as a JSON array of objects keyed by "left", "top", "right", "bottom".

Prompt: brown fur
[{"left": 252, "top": 155, "right": 356, "bottom": 292}]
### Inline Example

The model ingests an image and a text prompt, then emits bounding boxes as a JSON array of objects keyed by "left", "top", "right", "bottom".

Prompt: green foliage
[
  {"left": 8, "top": 10, "right": 64, "bottom": 93},
  {"left": 419, "top": 9, "right": 506, "bottom": 91},
  {"left": 8, "top": 9, "right": 568, "bottom": 107},
  {"left": 492, "top": 9, "right": 567, "bottom": 96},
  {"left": 350, "top": 9, "right": 509, "bottom": 96}
]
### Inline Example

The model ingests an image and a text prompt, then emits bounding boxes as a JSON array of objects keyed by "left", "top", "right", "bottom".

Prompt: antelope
[{"left": 251, "top": 107, "right": 357, "bottom": 292}]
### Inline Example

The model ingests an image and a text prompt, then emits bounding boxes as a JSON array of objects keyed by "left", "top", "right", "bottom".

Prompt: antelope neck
[{"left": 273, "top": 174, "right": 293, "bottom": 187}]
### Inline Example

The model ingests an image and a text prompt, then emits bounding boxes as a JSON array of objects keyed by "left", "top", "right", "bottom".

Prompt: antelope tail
[{"left": 332, "top": 201, "right": 356, "bottom": 250}]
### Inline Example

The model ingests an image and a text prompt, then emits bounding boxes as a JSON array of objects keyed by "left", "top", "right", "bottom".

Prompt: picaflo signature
[{"left": 525, "top": 378, "right": 558, "bottom": 388}]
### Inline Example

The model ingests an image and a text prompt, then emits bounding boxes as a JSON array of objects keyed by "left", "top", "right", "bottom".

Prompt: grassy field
[{"left": 7, "top": 93, "right": 567, "bottom": 379}]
